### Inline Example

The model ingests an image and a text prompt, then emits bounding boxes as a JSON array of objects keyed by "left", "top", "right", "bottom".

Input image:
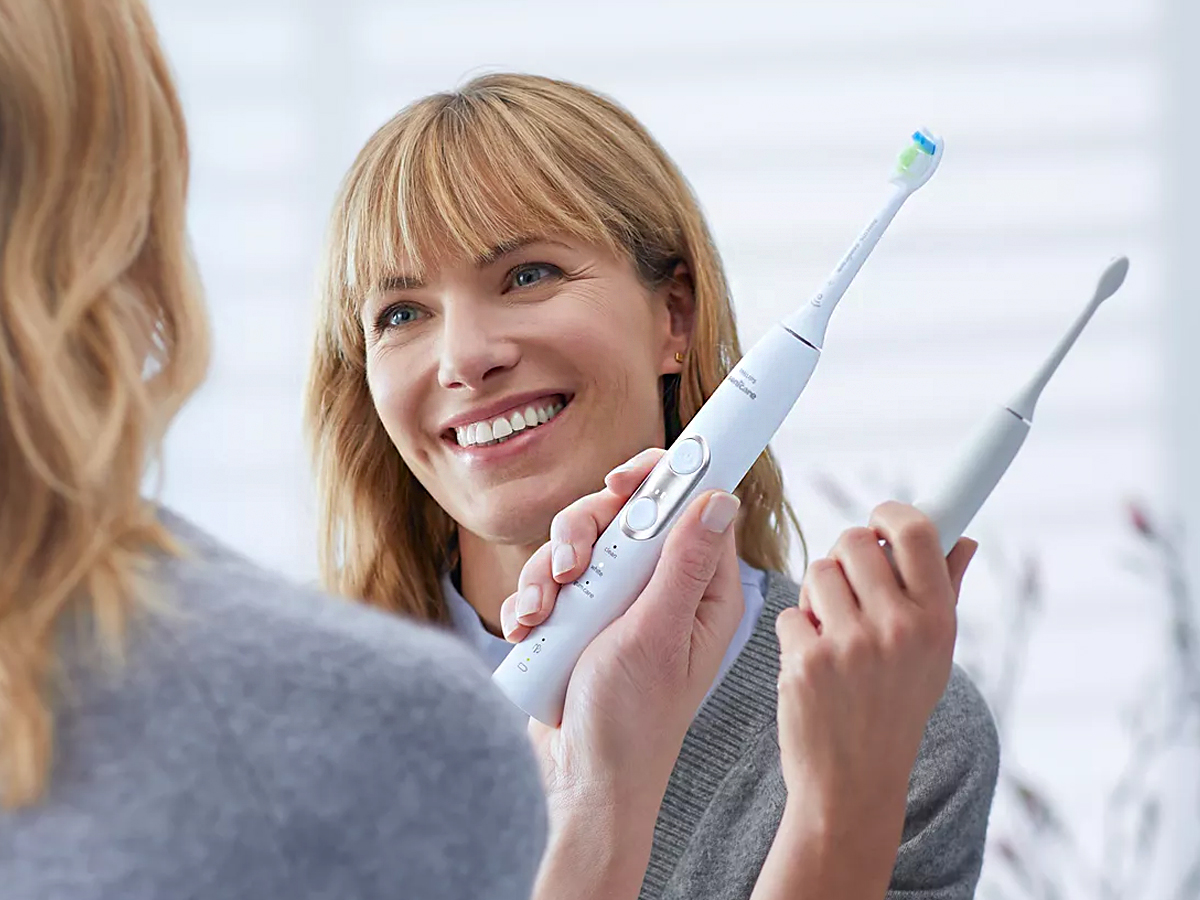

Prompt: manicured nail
[
  {"left": 516, "top": 584, "right": 542, "bottom": 622},
  {"left": 604, "top": 457, "right": 641, "bottom": 487},
  {"left": 607, "top": 460, "right": 635, "bottom": 478},
  {"left": 701, "top": 492, "right": 740, "bottom": 533},
  {"left": 500, "top": 594, "right": 518, "bottom": 639},
  {"left": 552, "top": 543, "right": 576, "bottom": 576}
]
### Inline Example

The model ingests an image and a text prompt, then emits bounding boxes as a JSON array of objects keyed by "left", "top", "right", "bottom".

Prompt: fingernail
[
  {"left": 516, "top": 584, "right": 542, "bottom": 621},
  {"left": 500, "top": 594, "right": 517, "bottom": 639},
  {"left": 552, "top": 543, "right": 576, "bottom": 576},
  {"left": 701, "top": 492, "right": 740, "bottom": 533},
  {"left": 607, "top": 460, "right": 635, "bottom": 479}
]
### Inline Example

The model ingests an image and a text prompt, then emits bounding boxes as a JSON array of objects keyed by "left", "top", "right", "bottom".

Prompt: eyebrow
[{"left": 376, "top": 237, "right": 567, "bottom": 293}]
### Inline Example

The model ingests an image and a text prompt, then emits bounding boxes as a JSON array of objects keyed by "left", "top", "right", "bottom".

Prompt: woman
[
  {"left": 0, "top": 3, "right": 553, "bottom": 897},
  {"left": 308, "top": 73, "right": 1000, "bottom": 898}
]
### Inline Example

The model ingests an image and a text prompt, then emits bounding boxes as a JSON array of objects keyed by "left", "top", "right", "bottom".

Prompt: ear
[{"left": 656, "top": 260, "right": 696, "bottom": 374}]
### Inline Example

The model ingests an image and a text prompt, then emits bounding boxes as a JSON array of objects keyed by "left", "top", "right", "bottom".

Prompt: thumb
[
  {"left": 626, "top": 490, "right": 741, "bottom": 643},
  {"left": 945, "top": 537, "right": 979, "bottom": 602}
]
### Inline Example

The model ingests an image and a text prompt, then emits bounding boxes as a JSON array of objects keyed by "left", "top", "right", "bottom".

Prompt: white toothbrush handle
[
  {"left": 492, "top": 325, "right": 820, "bottom": 725},
  {"left": 914, "top": 405, "right": 1030, "bottom": 556}
]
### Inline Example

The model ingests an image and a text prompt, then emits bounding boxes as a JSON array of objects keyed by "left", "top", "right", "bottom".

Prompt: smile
[{"left": 451, "top": 395, "right": 570, "bottom": 448}]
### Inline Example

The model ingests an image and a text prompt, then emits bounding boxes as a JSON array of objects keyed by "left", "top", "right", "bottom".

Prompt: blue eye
[
  {"left": 510, "top": 263, "right": 560, "bottom": 289},
  {"left": 376, "top": 304, "right": 422, "bottom": 333}
]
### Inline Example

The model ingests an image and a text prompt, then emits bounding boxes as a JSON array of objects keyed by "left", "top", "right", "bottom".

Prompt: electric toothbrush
[
  {"left": 910, "top": 256, "right": 1129, "bottom": 554},
  {"left": 493, "top": 129, "right": 946, "bottom": 725}
]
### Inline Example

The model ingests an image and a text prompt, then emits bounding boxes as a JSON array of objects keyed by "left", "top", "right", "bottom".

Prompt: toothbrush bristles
[{"left": 912, "top": 130, "right": 937, "bottom": 155}]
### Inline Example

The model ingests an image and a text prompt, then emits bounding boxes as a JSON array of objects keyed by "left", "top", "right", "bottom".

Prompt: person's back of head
[{"left": 0, "top": 0, "right": 209, "bottom": 809}]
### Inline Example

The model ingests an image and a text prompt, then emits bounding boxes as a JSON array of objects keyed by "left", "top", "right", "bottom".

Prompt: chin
[
  {"left": 458, "top": 500, "right": 553, "bottom": 547},
  {"left": 458, "top": 477, "right": 600, "bottom": 546}
]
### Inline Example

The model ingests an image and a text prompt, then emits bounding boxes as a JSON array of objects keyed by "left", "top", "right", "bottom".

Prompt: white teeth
[{"left": 453, "top": 397, "right": 568, "bottom": 447}]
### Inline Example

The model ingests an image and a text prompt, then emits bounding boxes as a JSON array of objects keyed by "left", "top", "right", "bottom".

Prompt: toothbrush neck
[
  {"left": 1006, "top": 297, "right": 1104, "bottom": 422},
  {"left": 782, "top": 184, "right": 910, "bottom": 348}
]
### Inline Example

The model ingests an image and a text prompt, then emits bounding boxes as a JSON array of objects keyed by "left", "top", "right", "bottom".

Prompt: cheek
[
  {"left": 365, "top": 352, "right": 426, "bottom": 458},
  {"left": 552, "top": 311, "right": 666, "bottom": 435},
  {"left": 555, "top": 287, "right": 662, "bottom": 375}
]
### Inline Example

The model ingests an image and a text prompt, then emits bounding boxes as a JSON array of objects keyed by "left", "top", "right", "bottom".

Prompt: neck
[{"left": 458, "top": 528, "right": 544, "bottom": 636}]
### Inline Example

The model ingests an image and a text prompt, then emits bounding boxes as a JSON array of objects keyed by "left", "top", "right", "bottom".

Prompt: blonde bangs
[{"left": 339, "top": 91, "right": 631, "bottom": 309}]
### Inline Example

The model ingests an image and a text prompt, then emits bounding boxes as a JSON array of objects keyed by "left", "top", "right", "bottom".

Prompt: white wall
[
  {"left": 149, "top": 0, "right": 1185, "bottom": 893},
  {"left": 1156, "top": 0, "right": 1200, "bottom": 890}
]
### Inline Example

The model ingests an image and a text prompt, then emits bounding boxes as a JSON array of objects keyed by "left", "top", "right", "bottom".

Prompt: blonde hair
[
  {"left": 0, "top": 0, "right": 209, "bottom": 807},
  {"left": 308, "top": 73, "right": 802, "bottom": 619}
]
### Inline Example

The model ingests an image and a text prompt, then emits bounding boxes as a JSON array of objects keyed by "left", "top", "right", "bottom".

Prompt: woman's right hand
[{"left": 504, "top": 450, "right": 746, "bottom": 899}]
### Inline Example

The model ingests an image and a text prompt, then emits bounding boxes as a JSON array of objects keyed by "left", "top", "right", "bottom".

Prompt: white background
[{"left": 148, "top": 0, "right": 1197, "bottom": 893}]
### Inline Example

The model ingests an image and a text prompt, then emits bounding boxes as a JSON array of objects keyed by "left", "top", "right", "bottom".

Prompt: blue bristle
[{"left": 912, "top": 131, "right": 936, "bottom": 155}]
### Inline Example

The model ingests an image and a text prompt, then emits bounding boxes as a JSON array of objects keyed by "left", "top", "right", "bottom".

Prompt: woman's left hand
[{"left": 757, "top": 502, "right": 976, "bottom": 899}]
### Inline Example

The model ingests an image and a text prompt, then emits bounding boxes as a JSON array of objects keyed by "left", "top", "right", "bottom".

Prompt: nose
[{"left": 437, "top": 303, "right": 520, "bottom": 390}]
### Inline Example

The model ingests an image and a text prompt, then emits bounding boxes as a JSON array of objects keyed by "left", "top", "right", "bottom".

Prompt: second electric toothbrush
[{"left": 911, "top": 256, "right": 1130, "bottom": 555}]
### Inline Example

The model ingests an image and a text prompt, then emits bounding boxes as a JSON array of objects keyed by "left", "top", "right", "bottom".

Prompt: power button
[
  {"left": 668, "top": 437, "right": 705, "bottom": 476},
  {"left": 624, "top": 497, "right": 659, "bottom": 532}
]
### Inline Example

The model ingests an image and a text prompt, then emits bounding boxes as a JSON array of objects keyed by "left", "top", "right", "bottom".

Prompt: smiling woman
[
  {"left": 308, "top": 73, "right": 797, "bottom": 633},
  {"left": 305, "top": 73, "right": 999, "bottom": 900}
]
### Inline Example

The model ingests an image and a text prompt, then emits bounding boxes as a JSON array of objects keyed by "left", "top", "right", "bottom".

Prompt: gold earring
[{"left": 675, "top": 351, "right": 684, "bottom": 364}]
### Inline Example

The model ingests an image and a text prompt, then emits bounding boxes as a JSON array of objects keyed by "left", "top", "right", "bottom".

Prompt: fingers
[
  {"left": 690, "top": 516, "right": 745, "bottom": 662},
  {"left": 775, "top": 604, "right": 819, "bottom": 666},
  {"left": 603, "top": 447, "right": 665, "bottom": 492},
  {"left": 802, "top": 558, "right": 859, "bottom": 633},
  {"left": 827, "top": 526, "right": 901, "bottom": 618},
  {"left": 502, "top": 541, "right": 556, "bottom": 642},
  {"left": 868, "top": 501, "right": 949, "bottom": 604},
  {"left": 548, "top": 448, "right": 666, "bottom": 582},
  {"left": 628, "top": 490, "right": 741, "bottom": 643},
  {"left": 944, "top": 537, "right": 979, "bottom": 602},
  {"left": 499, "top": 592, "right": 530, "bottom": 644}
]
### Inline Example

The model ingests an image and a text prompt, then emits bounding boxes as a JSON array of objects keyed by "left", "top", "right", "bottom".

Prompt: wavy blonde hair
[
  {"left": 308, "top": 73, "right": 803, "bottom": 619},
  {"left": 0, "top": 0, "right": 209, "bottom": 807}
]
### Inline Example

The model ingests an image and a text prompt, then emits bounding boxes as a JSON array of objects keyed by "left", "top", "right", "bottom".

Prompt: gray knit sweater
[
  {"left": 0, "top": 510, "right": 547, "bottom": 900},
  {"left": 642, "top": 571, "right": 1000, "bottom": 900}
]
